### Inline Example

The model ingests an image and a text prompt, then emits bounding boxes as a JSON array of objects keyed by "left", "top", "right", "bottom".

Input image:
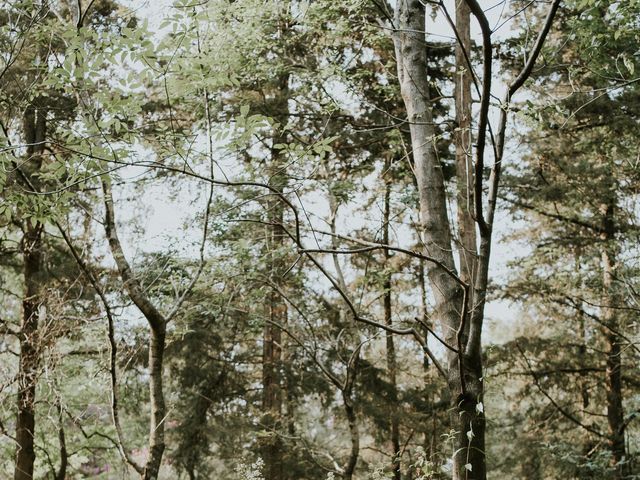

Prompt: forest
[{"left": 0, "top": 0, "right": 638, "bottom": 479}]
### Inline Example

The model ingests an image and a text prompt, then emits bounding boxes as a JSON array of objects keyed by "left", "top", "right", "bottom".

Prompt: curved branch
[{"left": 516, "top": 342, "right": 604, "bottom": 438}]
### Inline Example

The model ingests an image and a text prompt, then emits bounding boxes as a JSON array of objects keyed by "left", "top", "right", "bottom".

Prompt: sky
[{"left": 110, "top": 0, "right": 540, "bottom": 346}]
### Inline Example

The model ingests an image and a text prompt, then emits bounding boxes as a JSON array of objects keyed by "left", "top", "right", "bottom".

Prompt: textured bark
[
  {"left": 392, "top": 2, "right": 486, "bottom": 478},
  {"left": 144, "top": 326, "right": 167, "bottom": 480},
  {"left": 261, "top": 70, "right": 290, "bottom": 480},
  {"left": 601, "top": 200, "right": 628, "bottom": 477},
  {"left": 15, "top": 104, "right": 46, "bottom": 480},
  {"left": 454, "top": 0, "right": 477, "bottom": 289},
  {"left": 15, "top": 226, "right": 41, "bottom": 480},
  {"left": 342, "top": 395, "right": 360, "bottom": 480},
  {"left": 383, "top": 168, "right": 401, "bottom": 480},
  {"left": 103, "top": 179, "right": 167, "bottom": 479},
  {"left": 55, "top": 402, "right": 68, "bottom": 480}
]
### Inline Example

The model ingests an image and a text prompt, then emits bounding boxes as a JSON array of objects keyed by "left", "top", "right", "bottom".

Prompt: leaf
[
  {"left": 476, "top": 402, "right": 484, "bottom": 413},
  {"left": 623, "top": 55, "right": 635, "bottom": 75}
]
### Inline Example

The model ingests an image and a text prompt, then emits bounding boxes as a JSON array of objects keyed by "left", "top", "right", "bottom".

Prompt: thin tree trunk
[
  {"left": 55, "top": 401, "right": 68, "bottom": 480},
  {"left": 15, "top": 227, "right": 41, "bottom": 480},
  {"left": 103, "top": 179, "right": 167, "bottom": 480},
  {"left": 15, "top": 104, "right": 46, "bottom": 480},
  {"left": 601, "top": 199, "right": 627, "bottom": 477},
  {"left": 451, "top": 8, "right": 487, "bottom": 474},
  {"left": 383, "top": 163, "right": 401, "bottom": 480},
  {"left": 262, "top": 69, "right": 290, "bottom": 480},
  {"left": 342, "top": 394, "right": 360, "bottom": 480},
  {"left": 454, "top": 0, "right": 477, "bottom": 289},
  {"left": 145, "top": 326, "right": 167, "bottom": 480},
  {"left": 393, "top": 2, "right": 486, "bottom": 478},
  {"left": 575, "top": 252, "right": 596, "bottom": 477}
]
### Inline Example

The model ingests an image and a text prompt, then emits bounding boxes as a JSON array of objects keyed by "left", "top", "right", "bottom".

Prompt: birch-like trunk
[
  {"left": 454, "top": 0, "right": 477, "bottom": 289},
  {"left": 103, "top": 179, "right": 167, "bottom": 480},
  {"left": 392, "top": 2, "right": 486, "bottom": 478}
]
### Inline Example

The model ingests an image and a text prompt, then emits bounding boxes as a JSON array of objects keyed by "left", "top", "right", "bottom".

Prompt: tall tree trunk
[
  {"left": 15, "top": 104, "right": 46, "bottom": 480},
  {"left": 601, "top": 199, "right": 627, "bottom": 477},
  {"left": 55, "top": 401, "right": 68, "bottom": 480},
  {"left": 15, "top": 226, "right": 41, "bottom": 480},
  {"left": 262, "top": 69, "right": 290, "bottom": 480},
  {"left": 393, "top": 2, "right": 486, "bottom": 478},
  {"left": 575, "top": 252, "right": 596, "bottom": 477},
  {"left": 342, "top": 394, "right": 360, "bottom": 480},
  {"left": 383, "top": 162, "right": 401, "bottom": 480},
  {"left": 454, "top": 0, "right": 477, "bottom": 289},
  {"left": 145, "top": 326, "right": 167, "bottom": 480},
  {"left": 103, "top": 179, "right": 167, "bottom": 479}
]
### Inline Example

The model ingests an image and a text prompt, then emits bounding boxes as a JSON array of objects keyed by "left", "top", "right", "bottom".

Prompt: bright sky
[{"left": 112, "top": 0, "right": 538, "bottom": 345}]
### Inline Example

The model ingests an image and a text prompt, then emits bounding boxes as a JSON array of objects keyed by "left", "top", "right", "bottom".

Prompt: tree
[
  {"left": 390, "top": 0, "right": 561, "bottom": 477},
  {"left": 498, "top": 2, "right": 640, "bottom": 476}
]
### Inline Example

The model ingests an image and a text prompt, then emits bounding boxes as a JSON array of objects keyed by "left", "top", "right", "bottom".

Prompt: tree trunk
[
  {"left": 55, "top": 401, "right": 68, "bottom": 480},
  {"left": 15, "top": 104, "right": 46, "bottom": 480},
  {"left": 262, "top": 69, "right": 290, "bottom": 480},
  {"left": 383, "top": 164, "right": 401, "bottom": 480},
  {"left": 144, "top": 325, "right": 167, "bottom": 480},
  {"left": 103, "top": 179, "right": 167, "bottom": 479},
  {"left": 342, "top": 395, "right": 360, "bottom": 480},
  {"left": 15, "top": 226, "right": 41, "bottom": 480},
  {"left": 454, "top": 0, "right": 477, "bottom": 289},
  {"left": 393, "top": 2, "right": 486, "bottom": 478},
  {"left": 601, "top": 200, "right": 627, "bottom": 477}
]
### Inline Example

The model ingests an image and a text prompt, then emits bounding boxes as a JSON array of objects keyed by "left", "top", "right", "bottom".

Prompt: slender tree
[{"left": 391, "top": 1, "right": 561, "bottom": 477}]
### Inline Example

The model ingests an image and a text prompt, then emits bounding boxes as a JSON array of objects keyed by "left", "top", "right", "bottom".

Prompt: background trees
[{"left": 0, "top": 0, "right": 637, "bottom": 479}]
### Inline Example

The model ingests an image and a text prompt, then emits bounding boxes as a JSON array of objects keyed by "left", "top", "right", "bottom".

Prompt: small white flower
[{"left": 235, "top": 458, "right": 265, "bottom": 480}]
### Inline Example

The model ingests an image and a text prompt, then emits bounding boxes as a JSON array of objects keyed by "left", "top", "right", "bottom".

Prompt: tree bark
[
  {"left": 342, "top": 394, "right": 360, "bottom": 480},
  {"left": 55, "top": 401, "right": 68, "bottom": 480},
  {"left": 454, "top": 0, "right": 477, "bottom": 289},
  {"left": 103, "top": 178, "right": 167, "bottom": 480},
  {"left": 392, "top": 2, "right": 486, "bottom": 478},
  {"left": 15, "top": 104, "right": 46, "bottom": 480},
  {"left": 261, "top": 69, "right": 290, "bottom": 480},
  {"left": 600, "top": 199, "right": 628, "bottom": 477},
  {"left": 383, "top": 164, "right": 401, "bottom": 480},
  {"left": 15, "top": 225, "right": 41, "bottom": 480}
]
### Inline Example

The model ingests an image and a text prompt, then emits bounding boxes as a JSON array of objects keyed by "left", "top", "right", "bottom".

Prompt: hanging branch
[
  {"left": 516, "top": 342, "right": 604, "bottom": 437},
  {"left": 464, "top": 0, "right": 562, "bottom": 361}
]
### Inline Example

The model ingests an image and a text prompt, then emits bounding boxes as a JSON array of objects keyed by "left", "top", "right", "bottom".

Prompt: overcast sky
[{"left": 111, "top": 0, "right": 535, "bottom": 345}]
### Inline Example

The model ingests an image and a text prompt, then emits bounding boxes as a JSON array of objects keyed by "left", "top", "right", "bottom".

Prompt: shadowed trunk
[
  {"left": 600, "top": 196, "right": 628, "bottom": 477},
  {"left": 383, "top": 162, "right": 401, "bottom": 480},
  {"left": 15, "top": 103, "right": 46, "bottom": 480},
  {"left": 342, "top": 394, "right": 360, "bottom": 480},
  {"left": 262, "top": 68, "right": 290, "bottom": 480}
]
